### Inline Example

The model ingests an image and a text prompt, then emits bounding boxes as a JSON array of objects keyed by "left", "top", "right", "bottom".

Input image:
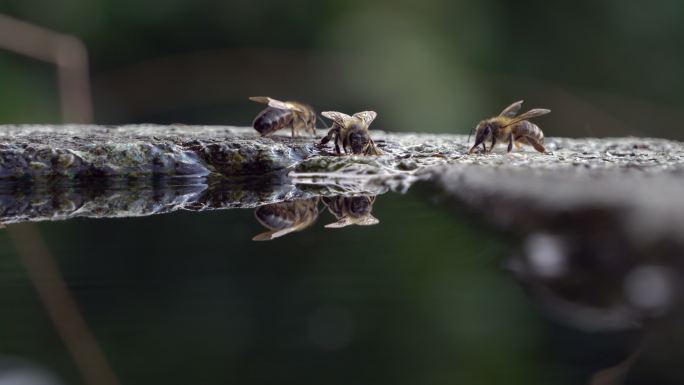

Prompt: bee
[
  {"left": 249, "top": 96, "right": 316, "bottom": 137},
  {"left": 318, "top": 111, "right": 382, "bottom": 155},
  {"left": 322, "top": 196, "right": 379, "bottom": 228},
  {"left": 252, "top": 198, "right": 319, "bottom": 241},
  {"left": 469, "top": 100, "right": 550, "bottom": 154}
]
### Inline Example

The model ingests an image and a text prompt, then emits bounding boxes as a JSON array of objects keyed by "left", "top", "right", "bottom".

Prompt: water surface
[{"left": 0, "top": 184, "right": 672, "bottom": 385}]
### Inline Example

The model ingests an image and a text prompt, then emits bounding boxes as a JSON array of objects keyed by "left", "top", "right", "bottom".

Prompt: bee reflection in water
[
  {"left": 252, "top": 198, "right": 320, "bottom": 241},
  {"left": 252, "top": 196, "right": 379, "bottom": 241},
  {"left": 322, "top": 196, "right": 379, "bottom": 228}
]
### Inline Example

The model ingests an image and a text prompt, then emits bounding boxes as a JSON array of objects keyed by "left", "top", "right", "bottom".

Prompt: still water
[{"left": 0, "top": 184, "right": 672, "bottom": 385}]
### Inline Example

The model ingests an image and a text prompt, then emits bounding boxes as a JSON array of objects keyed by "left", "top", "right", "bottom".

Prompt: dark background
[{"left": 1, "top": 0, "right": 683, "bottom": 138}]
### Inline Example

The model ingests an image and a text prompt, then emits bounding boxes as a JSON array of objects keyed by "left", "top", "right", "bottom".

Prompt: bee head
[
  {"left": 347, "top": 196, "right": 373, "bottom": 217},
  {"left": 348, "top": 124, "right": 372, "bottom": 154},
  {"left": 324, "top": 195, "right": 379, "bottom": 228},
  {"left": 468, "top": 121, "right": 494, "bottom": 154},
  {"left": 477, "top": 121, "right": 494, "bottom": 140}
]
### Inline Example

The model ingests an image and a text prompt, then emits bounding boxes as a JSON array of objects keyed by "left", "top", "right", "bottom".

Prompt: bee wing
[
  {"left": 515, "top": 108, "right": 551, "bottom": 121},
  {"left": 504, "top": 108, "right": 551, "bottom": 127},
  {"left": 324, "top": 217, "right": 354, "bottom": 228},
  {"left": 499, "top": 100, "right": 524, "bottom": 118},
  {"left": 249, "top": 96, "right": 304, "bottom": 112},
  {"left": 356, "top": 214, "right": 379, "bottom": 226},
  {"left": 252, "top": 226, "right": 300, "bottom": 241},
  {"left": 352, "top": 111, "right": 377, "bottom": 126},
  {"left": 325, "top": 214, "right": 379, "bottom": 228},
  {"left": 321, "top": 111, "right": 353, "bottom": 123}
]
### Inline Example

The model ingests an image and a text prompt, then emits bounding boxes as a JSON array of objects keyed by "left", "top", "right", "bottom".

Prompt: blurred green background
[{"left": 2, "top": 0, "right": 684, "bottom": 138}]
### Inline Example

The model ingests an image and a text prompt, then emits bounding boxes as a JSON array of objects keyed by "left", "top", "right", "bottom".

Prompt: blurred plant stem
[
  {"left": 0, "top": 15, "right": 115, "bottom": 382},
  {"left": 7, "top": 223, "right": 120, "bottom": 385},
  {"left": 0, "top": 14, "right": 92, "bottom": 123}
]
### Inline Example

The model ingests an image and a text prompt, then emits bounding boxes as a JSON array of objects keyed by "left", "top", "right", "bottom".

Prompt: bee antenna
[
  {"left": 467, "top": 126, "right": 475, "bottom": 144},
  {"left": 317, "top": 113, "right": 330, "bottom": 129}
]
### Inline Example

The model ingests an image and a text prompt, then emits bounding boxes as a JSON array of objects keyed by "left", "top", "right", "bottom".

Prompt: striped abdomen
[
  {"left": 255, "top": 203, "right": 299, "bottom": 230},
  {"left": 513, "top": 120, "right": 544, "bottom": 143},
  {"left": 254, "top": 199, "right": 319, "bottom": 230},
  {"left": 253, "top": 107, "right": 294, "bottom": 136}
]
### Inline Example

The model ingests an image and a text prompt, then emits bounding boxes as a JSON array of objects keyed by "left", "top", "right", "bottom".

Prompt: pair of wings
[
  {"left": 250, "top": 96, "right": 377, "bottom": 126},
  {"left": 499, "top": 100, "right": 551, "bottom": 127},
  {"left": 253, "top": 213, "right": 379, "bottom": 239},
  {"left": 321, "top": 111, "right": 377, "bottom": 127},
  {"left": 250, "top": 96, "right": 307, "bottom": 113}
]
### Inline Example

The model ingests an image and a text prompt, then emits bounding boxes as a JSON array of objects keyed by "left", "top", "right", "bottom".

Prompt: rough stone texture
[
  {"left": 1, "top": 125, "right": 684, "bottom": 182},
  {"left": 0, "top": 124, "right": 460, "bottom": 180},
  {"left": 0, "top": 125, "right": 317, "bottom": 179},
  {"left": 2, "top": 124, "right": 684, "bottom": 227}
]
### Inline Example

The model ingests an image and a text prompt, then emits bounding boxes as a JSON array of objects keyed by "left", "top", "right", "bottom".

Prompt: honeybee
[
  {"left": 317, "top": 111, "right": 382, "bottom": 155},
  {"left": 469, "top": 100, "right": 550, "bottom": 154},
  {"left": 252, "top": 198, "right": 319, "bottom": 241},
  {"left": 322, "top": 196, "right": 379, "bottom": 228},
  {"left": 249, "top": 96, "right": 316, "bottom": 137}
]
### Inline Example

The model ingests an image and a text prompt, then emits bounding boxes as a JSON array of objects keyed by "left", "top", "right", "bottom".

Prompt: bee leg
[
  {"left": 490, "top": 136, "right": 496, "bottom": 153},
  {"left": 507, "top": 132, "right": 514, "bottom": 152},
  {"left": 317, "top": 133, "right": 330, "bottom": 146},
  {"left": 317, "top": 127, "right": 336, "bottom": 149},
  {"left": 334, "top": 132, "right": 342, "bottom": 154},
  {"left": 366, "top": 139, "right": 382, "bottom": 155},
  {"left": 525, "top": 136, "right": 546, "bottom": 153},
  {"left": 342, "top": 135, "right": 350, "bottom": 154},
  {"left": 302, "top": 121, "right": 313, "bottom": 137},
  {"left": 481, "top": 142, "right": 487, "bottom": 152},
  {"left": 468, "top": 135, "right": 485, "bottom": 154},
  {"left": 513, "top": 134, "right": 524, "bottom": 149}
]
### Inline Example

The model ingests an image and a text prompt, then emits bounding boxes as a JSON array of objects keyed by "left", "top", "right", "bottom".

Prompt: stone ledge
[{"left": 1, "top": 124, "right": 682, "bottom": 181}]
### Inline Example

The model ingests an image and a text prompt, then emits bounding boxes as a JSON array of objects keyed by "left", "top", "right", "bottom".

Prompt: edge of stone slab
[{"left": 1, "top": 124, "right": 684, "bottom": 181}]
